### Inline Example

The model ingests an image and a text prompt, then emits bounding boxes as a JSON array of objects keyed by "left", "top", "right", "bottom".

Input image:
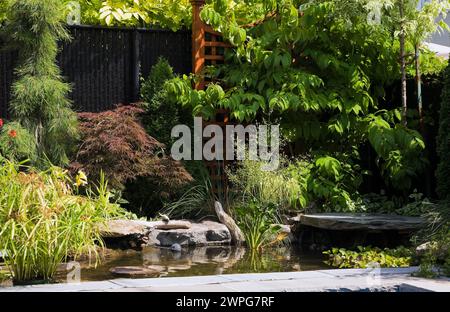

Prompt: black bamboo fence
[{"left": 0, "top": 25, "right": 191, "bottom": 118}]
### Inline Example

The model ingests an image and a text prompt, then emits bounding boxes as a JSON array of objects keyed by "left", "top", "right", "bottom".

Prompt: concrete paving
[{"left": 0, "top": 267, "right": 449, "bottom": 292}]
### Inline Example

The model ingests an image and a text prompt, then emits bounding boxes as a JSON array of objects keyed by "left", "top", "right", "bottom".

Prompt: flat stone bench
[{"left": 295, "top": 213, "right": 424, "bottom": 231}]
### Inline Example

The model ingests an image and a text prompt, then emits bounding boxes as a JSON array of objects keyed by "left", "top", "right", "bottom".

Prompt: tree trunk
[
  {"left": 399, "top": 0, "right": 408, "bottom": 126},
  {"left": 415, "top": 44, "right": 424, "bottom": 132}
]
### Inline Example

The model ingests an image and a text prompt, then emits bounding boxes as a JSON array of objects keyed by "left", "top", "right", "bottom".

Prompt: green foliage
[
  {"left": 166, "top": 0, "right": 431, "bottom": 194},
  {"left": 0, "top": 160, "right": 127, "bottom": 283},
  {"left": 141, "top": 58, "right": 179, "bottom": 146},
  {"left": 227, "top": 158, "right": 302, "bottom": 213},
  {"left": 5, "top": 0, "right": 78, "bottom": 166},
  {"left": 166, "top": 76, "right": 226, "bottom": 120},
  {"left": 0, "top": 0, "right": 8, "bottom": 24},
  {"left": 225, "top": 158, "right": 296, "bottom": 249},
  {"left": 324, "top": 246, "right": 413, "bottom": 269},
  {"left": 355, "top": 190, "right": 435, "bottom": 215},
  {"left": 437, "top": 60, "right": 450, "bottom": 201},
  {"left": 235, "top": 200, "right": 283, "bottom": 251},
  {"left": 366, "top": 113, "right": 427, "bottom": 190},
  {"left": 395, "top": 191, "right": 436, "bottom": 216},
  {"left": 355, "top": 192, "right": 399, "bottom": 213},
  {"left": 64, "top": 0, "right": 191, "bottom": 30},
  {"left": 0, "top": 121, "right": 37, "bottom": 163},
  {"left": 287, "top": 155, "right": 362, "bottom": 212},
  {"left": 406, "top": 47, "right": 447, "bottom": 77}
]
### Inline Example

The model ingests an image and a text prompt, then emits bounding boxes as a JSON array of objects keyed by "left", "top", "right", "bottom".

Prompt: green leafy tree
[
  {"left": 437, "top": 61, "right": 450, "bottom": 201},
  {"left": 166, "top": 0, "right": 429, "bottom": 192},
  {"left": 63, "top": 0, "right": 192, "bottom": 30},
  {"left": 5, "top": 0, "right": 78, "bottom": 166}
]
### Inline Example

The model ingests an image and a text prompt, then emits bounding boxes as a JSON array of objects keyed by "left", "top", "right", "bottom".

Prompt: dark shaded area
[
  {"left": 297, "top": 225, "right": 416, "bottom": 250},
  {"left": 359, "top": 75, "right": 443, "bottom": 199},
  {"left": 0, "top": 25, "right": 191, "bottom": 118}
]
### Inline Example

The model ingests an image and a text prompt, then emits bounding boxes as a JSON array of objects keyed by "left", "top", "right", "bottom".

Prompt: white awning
[{"left": 423, "top": 42, "right": 450, "bottom": 59}]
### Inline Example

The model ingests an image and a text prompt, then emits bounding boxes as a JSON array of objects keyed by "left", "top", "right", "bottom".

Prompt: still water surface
[{"left": 76, "top": 246, "right": 330, "bottom": 282}]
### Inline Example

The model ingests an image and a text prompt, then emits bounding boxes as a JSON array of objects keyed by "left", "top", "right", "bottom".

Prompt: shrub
[
  {"left": 0, "top": 160, "right": 127, "bottom": 283},
  {"left": 72, "top": 105, "right": 192, "bottom": 211},
  {"left": 437, "top": 60, "right": 450, "bottom": 201},
  {"left": 140, "top": 57, "right": 180, "bottom": 146},
  {"left": 287, "top": 155, "right": 362, "bottom": 212},
  {"left": 5, "top": 0, "right": 78, "bottom": 166},
  {"left": 0, "top": 120, "right": 36, "bottom": 162}
]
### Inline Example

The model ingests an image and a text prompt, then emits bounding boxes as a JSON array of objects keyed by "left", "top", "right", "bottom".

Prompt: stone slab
[{"left": 299, "top": 213, "right": 424, "bottom": 231}]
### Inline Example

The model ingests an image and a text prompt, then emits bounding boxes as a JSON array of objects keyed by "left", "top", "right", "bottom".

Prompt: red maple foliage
[{"left": 71, "top": 104, "right": 192, "bottom": 190}]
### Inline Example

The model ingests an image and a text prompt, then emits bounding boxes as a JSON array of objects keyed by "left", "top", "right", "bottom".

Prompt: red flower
[
  {"left": 0, "top": 118, "right": 3, "bottom": 128},
  {"left": 8, "top": 130, "right": 17, "bottom": 138}
]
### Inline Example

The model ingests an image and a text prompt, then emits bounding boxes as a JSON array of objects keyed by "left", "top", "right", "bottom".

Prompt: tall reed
[{"left": 0, "top": 160, "right": 126, "bottom": 283}]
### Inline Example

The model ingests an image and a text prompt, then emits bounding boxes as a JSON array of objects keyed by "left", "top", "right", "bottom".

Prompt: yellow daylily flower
[{"left": 75, "top": 170, "right": 88, "bottom": 187}]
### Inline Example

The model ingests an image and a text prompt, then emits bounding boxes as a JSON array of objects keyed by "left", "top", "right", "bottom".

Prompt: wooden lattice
[{"left": 191, "top": 0, "right": 233, "bottom": 196}]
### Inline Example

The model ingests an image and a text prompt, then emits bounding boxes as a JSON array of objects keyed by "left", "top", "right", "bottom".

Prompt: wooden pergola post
[
  {"left": 190, "top": 0, "right": 231, "bottom": 196},
  {"left": 191, "top": 0, "right": 206, "bottom": 88}
]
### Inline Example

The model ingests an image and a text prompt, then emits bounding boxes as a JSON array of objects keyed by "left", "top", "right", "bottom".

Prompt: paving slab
[
  {"left": 0, "top": 281, "right": 122, "bottom": 292},
  {"left": 219, "top": 271, "right": 330, "bottom": 282},
  {"left": 317, "top": 267, "right": 419, "bottom": 277},
  {"left": 1, "top": 267, "right": 448, "bottom": 292},
  {"left": 110, "top": 275, "right": 231, "bottom": 288},
  {"left": 398, "top": 278, "right": 450, "bottom": 292}
]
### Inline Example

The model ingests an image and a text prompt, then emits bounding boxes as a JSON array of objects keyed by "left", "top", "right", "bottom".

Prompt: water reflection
[{"left": 78, "top": 245, "right": 328, "bottom": 282}]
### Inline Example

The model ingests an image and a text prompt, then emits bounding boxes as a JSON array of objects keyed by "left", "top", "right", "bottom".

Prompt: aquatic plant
[
  {"left": 323, "top": 246, "right": 413, "bottom": 269},
  {"left": 234, "top": 200, "right": 284, "bottom": 251},
  {"left": 0, "top": 160, "right": 127, "bottom": 283}
]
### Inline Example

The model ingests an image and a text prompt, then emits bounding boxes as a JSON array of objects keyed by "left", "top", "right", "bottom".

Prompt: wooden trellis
[{"left": 191, "top": 0, "right": 233, "bottom": 196}]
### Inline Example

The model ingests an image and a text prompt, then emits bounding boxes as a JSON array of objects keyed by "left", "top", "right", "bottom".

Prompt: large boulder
[
  {"left": 415, "top": 241, "right": 449, "bottom": 261},
  {"left": 100, "top": 220, "right": 192, "bottom": 238},
  {"left": 147, "top": 221, "right": 231, "bottom": 247},
  {"left": 100, "top": 219, "right": 231, "bottom": 249}
]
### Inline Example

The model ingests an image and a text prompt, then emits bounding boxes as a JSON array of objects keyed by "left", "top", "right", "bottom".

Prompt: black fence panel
[
  {"left": 0, "top": 48, "right": 16, "bottom": 119},
  {"left": 0, "top": 25, "right": 192, "bottom": 117},
  {"left": 139, "top": 29, "right": 192, "bottom": 80}
]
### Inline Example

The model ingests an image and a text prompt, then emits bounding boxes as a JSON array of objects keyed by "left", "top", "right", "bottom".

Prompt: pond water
[{"left": 68, "top": 245, "right": 330, "bottom": 282}]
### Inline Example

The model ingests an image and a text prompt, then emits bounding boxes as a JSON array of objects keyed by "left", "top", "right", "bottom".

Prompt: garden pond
[{"left": 57, "top": 245, "right": 329, "bottom": 283}]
